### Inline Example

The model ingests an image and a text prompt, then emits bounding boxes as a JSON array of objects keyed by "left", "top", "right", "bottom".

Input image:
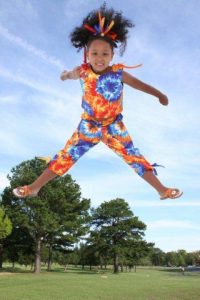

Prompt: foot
[
  {"left": 13, "top": 185, "right": 38, "bottom": 198},
  {"left": 160, "top": 188, "right": 183, "bottom": 200}
]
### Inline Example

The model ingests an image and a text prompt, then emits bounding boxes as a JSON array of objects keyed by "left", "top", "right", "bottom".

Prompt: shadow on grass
[
  {"left": 157, "top": 267, "right": 200, "bottom": 277},
  {"left": 47, "top": 269, "right": 97, "bottom": 275},
  {"left": 159, "top": 268, "right": 182, "bottom": 273},
  {"left": 0, "top": 266, "right": 112, "bottom": 276},
  {"left": 0, "top": 267, "right": 33, "bottom": 274}
]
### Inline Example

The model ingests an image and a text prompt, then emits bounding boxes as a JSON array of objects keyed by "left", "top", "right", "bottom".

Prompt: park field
[{"left": 0, "top": 266, "right": 200, "bottom": 300}]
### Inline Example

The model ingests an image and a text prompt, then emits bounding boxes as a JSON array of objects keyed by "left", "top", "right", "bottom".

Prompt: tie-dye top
[{"left": 79, "top": 63, "right": 124, "bottom": 123}]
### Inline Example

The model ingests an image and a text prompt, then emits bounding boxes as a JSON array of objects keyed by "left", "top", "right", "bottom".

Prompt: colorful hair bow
[{"left": 84, "top": 12, "right": 117, "bottom": 41}]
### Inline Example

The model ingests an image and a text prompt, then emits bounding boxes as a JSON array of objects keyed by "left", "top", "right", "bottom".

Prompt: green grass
[{"left": 0, "top": 266, "right": 200, "bottom": 300}]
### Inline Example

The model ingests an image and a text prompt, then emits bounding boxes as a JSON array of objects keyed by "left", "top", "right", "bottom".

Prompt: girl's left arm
[{"left": 122, "top": 71, "right": 168, "bottom": 106}]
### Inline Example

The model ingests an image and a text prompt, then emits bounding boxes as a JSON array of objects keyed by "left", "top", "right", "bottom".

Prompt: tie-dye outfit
[{"left": 48, "top": 63, "right": 154, "bottom": 177}]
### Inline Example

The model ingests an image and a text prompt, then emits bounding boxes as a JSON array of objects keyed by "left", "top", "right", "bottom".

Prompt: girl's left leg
[
  {"left": 142, "top": 170, "right": 168, "bottom": 196},
  {"left": 102, "top": 119, "right": 182, "bottom": 199}
]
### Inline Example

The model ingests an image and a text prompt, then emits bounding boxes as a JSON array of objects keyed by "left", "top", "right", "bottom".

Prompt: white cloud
[
  {"left": 73, "top": 166, "right": 154, "bottom": 207},
  {"left": 146, "top": 234, "right": 200, "bottom": 252},
  {"left": 0, "top": 172, "right": 9, "bottom": 190},
  {"left": 0, "top": 94, "right": 81, "bottom": 160},
  {"left": 0, "top": 128, "right": 28, "bottom": 157},
  {"left": 0, "top": 0, "right": 38, "bottom": 20},
  {"left": 0, "top": 94, "right": 20, "bottom": 104},
  {"left": 0, "top": 66, "right": 67, "bottom": 98},
  {"left": 64, "top": 0, "right": 93, "bottom": 19},
  {"left": 122, "top": 85, "right": 200, "bottom": 178},
  {"left": 132, "top": 201, "right": 200, "bottom": 208},
  {"left": 145, "top": 218, "right": 200, "bottom": 251},
  {"left": 0, "top": 24, "right": 65, "bottom": 69},
  {"left": 147, "top": 220, "right": 200, "bottom": 231}
]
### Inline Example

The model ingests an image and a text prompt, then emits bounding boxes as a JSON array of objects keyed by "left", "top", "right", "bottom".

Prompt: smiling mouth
[{"left": 95, "top": 63, "right": 104, "bottom": 67}]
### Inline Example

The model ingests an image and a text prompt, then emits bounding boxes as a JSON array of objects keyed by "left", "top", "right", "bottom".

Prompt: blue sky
[{"left": 0, "top": 0, "right": 200, "bottom": 252}]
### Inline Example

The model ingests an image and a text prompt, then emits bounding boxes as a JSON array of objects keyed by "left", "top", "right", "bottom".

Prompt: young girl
[{"left": 13, "top": 4, "right": 182, "bottom": 200}]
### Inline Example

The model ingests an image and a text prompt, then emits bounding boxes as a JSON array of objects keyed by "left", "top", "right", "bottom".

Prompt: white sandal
[
  {"left": 160, "top": 188, "right": 183, "bottom": 200},
  {"left": 13, "top": 186, "right": 38, "bottom": 198}
]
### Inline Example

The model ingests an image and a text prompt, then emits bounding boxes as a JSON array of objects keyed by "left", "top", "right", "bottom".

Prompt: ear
[{"left": 86, "top": 51, "right": 90, "bottom": 62}]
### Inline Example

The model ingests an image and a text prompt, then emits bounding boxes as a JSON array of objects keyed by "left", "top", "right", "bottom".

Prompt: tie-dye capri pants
[{"left": 48, "top": 114, "right": 154, "bottom": 177}]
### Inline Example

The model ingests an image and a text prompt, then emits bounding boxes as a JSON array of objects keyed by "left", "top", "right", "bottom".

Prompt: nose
[{"left": 97, "top": 54, "right": 105, "bottom": 61}]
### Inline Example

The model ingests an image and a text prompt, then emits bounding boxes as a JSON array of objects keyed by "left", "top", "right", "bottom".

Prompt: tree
[
  {"left": 91, "top": 198, "right": 147, "bottom": 273},
  {"left": 4, "top": 227, "right": 34, "bottom": 269},
  {"left": 0, "top": 206, "right": 12, "bottom": 268},
  {"left": 69, "top": 247, "right": 80, "bottom": 267},
  {"left": 177, "top": 250, "right": 187, "bottom": 267},
  {"left": 80, "top": 243, "right": 100, "bottom": 270},
  {"left": 87, "top": 230, "right": 110, "bottom": 269},
  {"left": 185, "top": 252, "right": 196, "bottom": 266},
  {"left": 2, "top": 158, "right": 90, "bottom": 273},
  {"left": 165, "top": 251, "right": 178, "bottom": 266},
  {"left": 53, "top": 249, "right": 73, "bottom": 272},
  {"left": 151, "top": 247, "right": 166, "bottom": 266},
  {"left": 193, "top": 251, "right": 200, "bottom": 265},
  {"left": 124, "top": 240, "right": 154, "bottom": 272}
]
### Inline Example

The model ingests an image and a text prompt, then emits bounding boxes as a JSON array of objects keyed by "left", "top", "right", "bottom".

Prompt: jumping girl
[{"left": 13, "top": 4, "right": 183, "bottom": 200}]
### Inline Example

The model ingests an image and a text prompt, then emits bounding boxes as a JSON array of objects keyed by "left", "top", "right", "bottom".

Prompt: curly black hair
[{"left": 70, "top": 3, "right": 134, "bottom": 55}]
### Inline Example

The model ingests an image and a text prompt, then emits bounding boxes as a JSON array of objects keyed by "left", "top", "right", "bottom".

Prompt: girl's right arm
[{"left": 60, "top": 66, "right": 81, "bottom": 81}]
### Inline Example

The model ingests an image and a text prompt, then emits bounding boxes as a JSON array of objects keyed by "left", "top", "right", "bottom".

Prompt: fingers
[
  {"left": 159, "top": 95, "right": 169, "bottom": 106},
  {"left": 60, "top": 70, "right": 68, "bottom": 80}
]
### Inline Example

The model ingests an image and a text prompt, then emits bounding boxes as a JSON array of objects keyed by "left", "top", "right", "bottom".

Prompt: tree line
[{"left": 0, "top": 159, "right": 199, "bottom": 273}]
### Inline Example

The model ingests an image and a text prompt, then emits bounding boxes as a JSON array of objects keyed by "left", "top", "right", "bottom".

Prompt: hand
[
  {"left": 158, "top": 94, "right": 169, "bottom": 106},
  {"left": 60, "top": 70, "right": 69, "bottom": 81}
]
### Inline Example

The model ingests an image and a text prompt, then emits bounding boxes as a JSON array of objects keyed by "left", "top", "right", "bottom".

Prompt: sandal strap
[
  {"left": 18, "top": 186, "right": 31, "bottom": 197},
  {"left": 160, "top": 188, "right": 181, "bottom": 200},
  {"left": 166, "top": 189, "right": 177, "bottom": 198}
]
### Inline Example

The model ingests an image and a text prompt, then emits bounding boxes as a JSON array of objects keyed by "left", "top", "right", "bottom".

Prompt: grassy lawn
[{"left": 0, "top": 266, "right": 200, "bottom": 300}]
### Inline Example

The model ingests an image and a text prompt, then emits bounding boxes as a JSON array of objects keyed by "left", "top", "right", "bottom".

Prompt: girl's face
[{"left": 87, "top": 39, "right": 114, "bottom": 74}]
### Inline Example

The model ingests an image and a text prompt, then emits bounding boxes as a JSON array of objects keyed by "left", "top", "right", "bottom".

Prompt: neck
[{"left": 90, "top": 64, "right": 111, "bottom": 75}]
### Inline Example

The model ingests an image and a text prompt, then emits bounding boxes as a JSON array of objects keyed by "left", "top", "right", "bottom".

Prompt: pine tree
[
  {"left": 0, "top": 206, "right": 12, "bottom": 268},
  {"left": 2, "top": 158, "right": 90, "bottom": 273},
  {"left": 91, "top": 198, "right": 148, "bottom": 273}
]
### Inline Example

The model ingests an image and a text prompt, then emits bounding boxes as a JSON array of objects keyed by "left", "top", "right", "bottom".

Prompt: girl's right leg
[{"left": 13, "top": 119, "right": 101, "bottom": 198}]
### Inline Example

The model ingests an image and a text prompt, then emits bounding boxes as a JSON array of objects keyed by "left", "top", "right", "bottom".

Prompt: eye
[
  {"left": 91, "top": 52, "right": 97, "bottom": 56},
  {"left": 103, "top": 53, "right": 109, "bottom": 56}
]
